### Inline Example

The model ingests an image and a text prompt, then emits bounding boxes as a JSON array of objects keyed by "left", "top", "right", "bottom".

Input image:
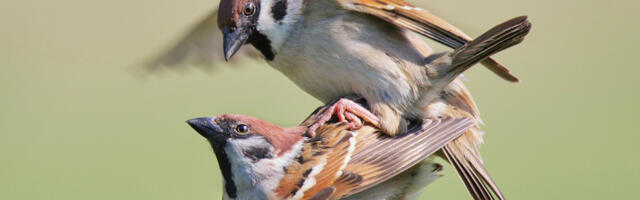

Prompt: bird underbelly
[
  {"left": 268, "top": 53, "right": 419, "bottom": 113},
  {"left": 267, "top": 12, "right": 429, "bottom": 114}
]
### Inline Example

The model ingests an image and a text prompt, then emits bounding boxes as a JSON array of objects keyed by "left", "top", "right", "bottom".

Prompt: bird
[
  {"left": 148, "top": 1, "right": 531, "bottom": 199},
  {"left": 186, "top": 105, "right": 476, "bottom": 200}
]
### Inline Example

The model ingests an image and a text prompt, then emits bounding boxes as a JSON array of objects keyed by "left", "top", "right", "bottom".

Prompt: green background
[{"left": 1, "top": 0, "right": 638, "bottom": 199}]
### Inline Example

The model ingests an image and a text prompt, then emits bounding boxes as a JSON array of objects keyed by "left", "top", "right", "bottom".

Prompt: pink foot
[{"left": 307, "top": 98, "right": 380, "bottom": 137}]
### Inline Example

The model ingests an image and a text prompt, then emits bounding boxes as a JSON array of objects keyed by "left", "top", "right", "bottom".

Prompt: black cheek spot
[
  {"left": 243, "top": 147, "right": 273, "bottom": 162},
  {"left": 271, "top": 0, "right": 287, "bottom": 22}
]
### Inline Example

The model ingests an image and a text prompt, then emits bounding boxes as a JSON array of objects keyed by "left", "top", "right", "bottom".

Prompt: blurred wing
[
  {"left": 277, "top": 117, "right": 474, "bottom": 199},
  {"left": 145, "top": 9, "right": 261, "bottom": 71},
  {"left": 334, "top": 0, "right": 519, "bottom": 82}
]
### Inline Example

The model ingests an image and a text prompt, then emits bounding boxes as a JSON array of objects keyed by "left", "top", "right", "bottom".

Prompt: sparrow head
[
  {"left": 187, "top": 114, "right": 305, "bottom": 156},
  {"left": 218, "top": 0, "right": 260, "bottom": 61},
  {"left": 217, "top": 0, "right": 304, "bottom": 61},
  {"left": 187, "top": 114, "right": 306, "bottom": 199}
]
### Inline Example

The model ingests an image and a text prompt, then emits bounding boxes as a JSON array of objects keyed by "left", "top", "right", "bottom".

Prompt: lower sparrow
[{"left": 187, "top": 100, "right": 475, "bottom": 199}]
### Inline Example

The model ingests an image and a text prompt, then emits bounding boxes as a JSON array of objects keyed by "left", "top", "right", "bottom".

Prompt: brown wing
[
  {"left": 437, "top": 79, "right": 507, "bottom": 200},
  {"left": 278, "top": 117, "right": 474, "bottom": 199},
  {"left": 334, "top": 0, "right": 519, "bottom": 82},
  {"left": 335, "top": 117, "right": 475, "bottom": 197},
  {"left": 274, "top": 124, "right": 356, "bottom": 199},
  {"left": 145, "top": 9, "right": 261, "bottom": 71}
]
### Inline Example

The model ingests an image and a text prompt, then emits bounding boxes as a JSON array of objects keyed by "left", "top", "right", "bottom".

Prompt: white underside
[{"left": 266, "top": 0, "right": 432, "bottom": 117}]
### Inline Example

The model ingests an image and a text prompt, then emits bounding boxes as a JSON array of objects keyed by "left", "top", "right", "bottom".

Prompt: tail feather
[
  {"left": 437, "top": 80, "right": 507, "bottom": 200},
  {"left": 420, "top": 16, "right": 530, "bottom": 110},
  {"left": 431, "top": 16, "right": 531, "bottom": 200},
  {"left": 443, "top": 144, "right": 493, "bottom": 200},
  {"left": 444, "top": 16, "right": 531, "bottom": 81},
  {"left": 444, "top": 142, "right": 505, "bottom": 200}
]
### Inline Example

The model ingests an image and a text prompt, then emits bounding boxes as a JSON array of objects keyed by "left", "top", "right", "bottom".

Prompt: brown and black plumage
[
  {"left": 166, "top": 1, "right": 530, "bottom": 199},
  {"left": 187, "top": 99, "right": 475, "bottom": 199}
]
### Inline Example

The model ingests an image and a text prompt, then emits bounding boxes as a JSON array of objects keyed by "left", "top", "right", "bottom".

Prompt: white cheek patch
[
  {"left": 256, "top": 0, "right": 304, "bottom": 52},
  {"left": 228, "top": 136, "right": 273, "bottom": 156},
  {"left": 224, "top": 137, "right": 304, "bottom": 200},
  {"left": 224, "top": 136, "right": 274, "bottom": 199}
]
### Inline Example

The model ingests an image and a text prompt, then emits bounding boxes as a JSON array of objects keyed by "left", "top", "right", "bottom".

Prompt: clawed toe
[{"left": 306, "top": 98, "right": 380, "bottom": 137}]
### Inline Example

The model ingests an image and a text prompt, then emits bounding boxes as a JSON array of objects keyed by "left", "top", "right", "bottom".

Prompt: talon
[
  {"left": 336, "top": 104, "right": 347, "bottom": 123},
  {"left": 307, "top": 98, "right": 381, "bottom": 135},
  {"left": 344, "top": 112, "right": 362, "bottom": 130}
]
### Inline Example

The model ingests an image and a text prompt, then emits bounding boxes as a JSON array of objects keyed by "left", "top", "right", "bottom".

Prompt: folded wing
[
  {"left": 334, "top": 0, "right": 519, "bottom": 82},
  {"left": 277, "top": 112, "right": 474, "bottom": 199}
]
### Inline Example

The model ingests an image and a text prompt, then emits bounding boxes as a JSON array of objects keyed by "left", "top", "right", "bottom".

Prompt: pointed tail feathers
[
  {"left": 436, "top": 16, "right": 530, "bottom": 200},
  {"left": 445, "top": 16, "right": 531, "bottom": 81}
]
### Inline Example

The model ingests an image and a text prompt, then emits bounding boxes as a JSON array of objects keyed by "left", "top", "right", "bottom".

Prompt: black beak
[
  {"left": 223, "top": 27, "right": 250, "bottom": 61},
  {"left": 186, "top": 117, "right": 225, "bottom": 139}
]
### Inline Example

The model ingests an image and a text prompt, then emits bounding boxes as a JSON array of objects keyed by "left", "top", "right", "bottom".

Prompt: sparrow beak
[
  {"left": 222, "top": 27, "right": 250, "bottom": 61},
  {"left": 187, "top": 117, "right": 225, "bottom": 139}
]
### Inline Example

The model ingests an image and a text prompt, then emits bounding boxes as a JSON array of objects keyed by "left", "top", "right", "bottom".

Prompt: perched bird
[
  {"left": 186, "top": 106, "right": 475, "bottom": 200},
  {"left": 150, "top": 4, "right": 531, "bottom": 198}
]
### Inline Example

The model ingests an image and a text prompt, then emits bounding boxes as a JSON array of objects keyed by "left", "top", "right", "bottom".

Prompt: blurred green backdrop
[{"left": 1, "top": 0, "right": 638, "bottom": 199}]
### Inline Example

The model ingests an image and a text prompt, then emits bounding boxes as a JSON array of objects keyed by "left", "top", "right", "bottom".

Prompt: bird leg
[{"left": 307, "top": 98, "right": 380, "bottom": 137}]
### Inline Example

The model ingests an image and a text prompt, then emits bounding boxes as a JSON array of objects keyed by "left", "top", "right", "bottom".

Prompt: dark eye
[
  {"left": 235, "top": 124, "right": 250, "bottom": 134},
  {"left": 243, "top": 2, "right": 256, "bottom": 16}
]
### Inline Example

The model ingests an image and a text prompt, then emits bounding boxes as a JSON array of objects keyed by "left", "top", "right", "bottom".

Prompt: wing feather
[
  {"left": 316, "top": 117, "right": 474, "bottom": 199},
  {"left": 339, "top": 118, "right": 474, "bottom": 196},
  {"left": 334, "top": 0, "right": 519, "bottom": 82},
  {"left": 279, "top": 115, "right": 473, "bottom": 199}
]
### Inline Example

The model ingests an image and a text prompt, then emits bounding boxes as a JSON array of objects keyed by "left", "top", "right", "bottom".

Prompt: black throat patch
[
  {"left": 248, "top": 31, "right": 275, "bottom": 61},
  {"left": 271, "top": 0, "right": 287, "bottom": 22},
  {"left": 208, "top": 141, "right": 237, "bottom": 198}
]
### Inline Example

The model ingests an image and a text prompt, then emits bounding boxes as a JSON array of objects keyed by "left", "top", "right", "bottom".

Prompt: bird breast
[{"left": 267, "top": 7, "right": 429, "bottom": 112}]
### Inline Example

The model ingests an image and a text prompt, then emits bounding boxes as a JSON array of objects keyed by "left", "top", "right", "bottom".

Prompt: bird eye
[
  {"left": 242, "top": 2, "right": 256, "bottom": 16},
  {"left": 235, "top": 124, "right": 250, "bottom": 134}
]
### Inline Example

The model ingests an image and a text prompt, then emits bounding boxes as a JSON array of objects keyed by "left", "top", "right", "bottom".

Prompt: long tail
[
  {"left": 425, "top": 16, "right": 531, "bottom": 200},
  {"left": 443, "top": 141, "right": 504, "bottom": 200},
  {"left": 419, "top": 16, "right": 531, "bottom": 112},
  {"left": 444, "top": 16, "right": 531, "bottom": 83},
  {"left": 448, "top": 16, "right": 530, "bottom": 200}
]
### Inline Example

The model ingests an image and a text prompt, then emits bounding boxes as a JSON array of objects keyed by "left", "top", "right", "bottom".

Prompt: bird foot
[{"left": 306, "top": 98, "right": 380, "bottom": 137}]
